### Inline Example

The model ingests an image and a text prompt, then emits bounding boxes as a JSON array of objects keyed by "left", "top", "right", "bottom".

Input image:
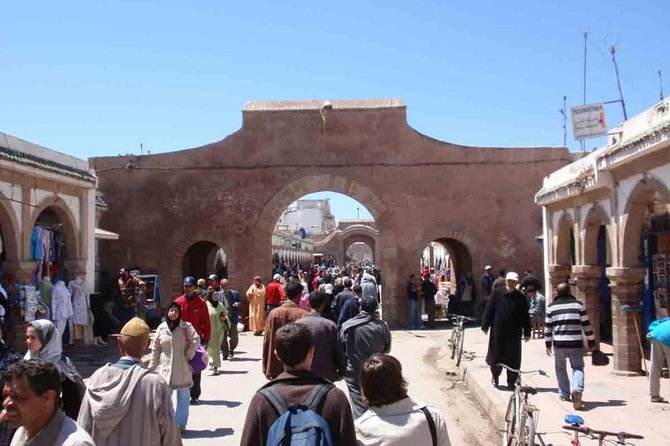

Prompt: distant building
[{"left": 279, "top": 198, "right": 336, "bottom": 235}]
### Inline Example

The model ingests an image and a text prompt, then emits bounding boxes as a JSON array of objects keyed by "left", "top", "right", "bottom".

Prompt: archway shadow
[
  {"left": 181, "top": 427, "right": 234, "bottom": 439},
  {"left": 197, "top": 399, "right": 242, "bottom": 408}
]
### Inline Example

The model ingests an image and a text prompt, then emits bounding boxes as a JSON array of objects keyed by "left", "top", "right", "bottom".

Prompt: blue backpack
[{"left": 259, "top": 383, "right": 334, "bottom": 446}]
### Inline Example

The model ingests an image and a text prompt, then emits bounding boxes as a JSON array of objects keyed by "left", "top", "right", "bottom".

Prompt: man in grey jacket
[{"left": 340, "top": 296, "right": 391, "bottom": 418}]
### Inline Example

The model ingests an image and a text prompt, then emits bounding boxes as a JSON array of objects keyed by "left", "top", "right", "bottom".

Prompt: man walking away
[
  {"left": 1, "top": 360, "right": 94, "bottom": 446},
  {"left": 332, "top": 278, "right": 355, "bottom": 323},
  {"left": 265, "top": 274, "right": 284, "bottom": 317},
  {"left": 421, "top": 275, "right": 437, "bottom": 328},
  {"left": 296, "top": 291, "right": 346, "bottom": 382},
  {"left": 492, "top": 268, "right": 507, "bottom": 291},
  {"left": 648, "top": 317, "right": 670, "bottom": 403},
  {"left": 220, "top": 279, "right": 240, "bottom": 359},
  {"left": 360, "top": 269, "right": 378, "bottom": 301},
  {"left": 526, "top": 285, "right": 546, "bottom": 338},
  {"left": 175, "top": 276, "right": 211, "bottom": 404},
  {"left": 262, "top": 282, "right": 309, "bottom": 380},
  {"left": 521, "top": 270, "right": 542, "bottom": 293},
  {"left": 78, "top": 318, "right": 182, "bottom": 445},
  {"left": 545, "top": 282, "right": 595, "bottom": 410},
  {"left": 407, "top": 274, "right": 421, "bottom": 330},
  {"left": 340, "top": 296, "right": 392, "bottom": 418},
  {"left": 240, "top": 323, "right": 356, "bottom": 445},
  {"left": 338, "top": 285, "right": 362, "bottom": 329},
  {"left": 481, "top": 272, "right": 530, "bottom": 390}
]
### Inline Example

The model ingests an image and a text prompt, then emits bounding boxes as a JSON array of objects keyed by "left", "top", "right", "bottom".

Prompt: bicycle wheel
[
  {"left": 449, "top": 329, "right": 459, "bottom": 360},
  {"left": 502, "top": 395, "right": 516, "bottom": 446},
  {"left": 525, "top": 413, "right": 536, "bottom": 446},
  {"left": 455, "top": 327, "right": 466, "bottom": 367}
]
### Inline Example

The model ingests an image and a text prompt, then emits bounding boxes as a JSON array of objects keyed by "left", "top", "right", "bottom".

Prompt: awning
[{"left": 95, "top": 228, "right": 119, "bottom": 240}]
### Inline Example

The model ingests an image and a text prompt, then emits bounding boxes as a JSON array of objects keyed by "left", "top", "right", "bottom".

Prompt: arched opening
[
  {"left": 31, "top": 206, "right": 76, "bottom": 284},
  {"left": 0, "top": 198, "right": 19, "bottom": 276},
  {"left": 419, "top": 237, "right": 474, "bottom": 317},
  {"left": 621, "top": 179, "right": 670, "bottom": 328},
  {"left": 271, "top": 191, "right": 377, "bottom": 275},
  {"left": 345, "top": 242, "right": 374, "bottom": 263},
  {"left": 182, "top": 241, "right": 228, "bottom": 281},
  {"left": 555, "top": 214, "right": 576, "bottom": 267}
]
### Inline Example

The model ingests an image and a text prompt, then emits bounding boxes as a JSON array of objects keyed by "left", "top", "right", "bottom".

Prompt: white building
[
  {"left": 0, "top": 132, "right": 113, "bottom": 347},
  {"left": 278, "top": 198, "right": 336, "bottom": 235},
  {"left": 536, "top": 98, "right": 670, "bottom": 373}
]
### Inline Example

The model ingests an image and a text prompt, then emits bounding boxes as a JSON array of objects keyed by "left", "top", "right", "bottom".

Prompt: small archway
[
  {"left": 555, "top": 212, "right": 576, "bottom": 267},
  {"left": 621, "top": 177, "right": 670, "bottom": 268},
  {"left": 182, "top": 241, "right": 227, "bottom": 281},
  {"left": 27, "top": 196, "right": 80, "bottom": 264},
  {"left": 345, "top": 241, "right": 375, "bottom": 263},
  {"left": 29, "top": 202, "right": 79, "bottom": 283},
  {"left": 0, "top": 195, "right": 19, "bottom": 266}
]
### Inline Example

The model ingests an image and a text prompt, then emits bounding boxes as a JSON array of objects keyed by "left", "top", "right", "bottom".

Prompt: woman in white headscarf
[{"left": 25, "top": 319, "right": 85, "bottom": 420}]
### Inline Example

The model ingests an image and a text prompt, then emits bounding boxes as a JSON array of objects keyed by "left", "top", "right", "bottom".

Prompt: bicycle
[
  {"left": 448, "top": 315, "right": 475, "bottom": 367},
  {"left": 499, "top": 363, "right": 548, "bottom": 446},
  {"left": 563, "top": 414, "right": 644, "bottom": 445}
]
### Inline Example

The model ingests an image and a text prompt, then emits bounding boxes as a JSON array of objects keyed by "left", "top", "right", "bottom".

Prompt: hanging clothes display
[
  {"left": 68, "top": 277, "right": 88, "bottom": 327},
  {"left": 51, "top": 280, "right": 74, "bottom": 340},
  {"left": 30, "top": 225, "right": 67, "bottom": 285}
]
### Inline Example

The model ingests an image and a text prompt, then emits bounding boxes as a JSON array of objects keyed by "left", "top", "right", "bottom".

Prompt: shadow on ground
[{"left": 181, "top": 427, "right": 234, "bottom": 439}]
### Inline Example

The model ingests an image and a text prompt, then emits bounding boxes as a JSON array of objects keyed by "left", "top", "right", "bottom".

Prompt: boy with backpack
[{"left": 240, "top": 322, "right": 356, "bottom": 446}]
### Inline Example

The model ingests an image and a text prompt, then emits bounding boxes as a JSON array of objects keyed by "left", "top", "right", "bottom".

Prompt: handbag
[
  {"left": 591, "top": 348, "right": 609, "bottom": 366},
  {"left": 188, "top": 344, "right": 208, "bottom": 373}
]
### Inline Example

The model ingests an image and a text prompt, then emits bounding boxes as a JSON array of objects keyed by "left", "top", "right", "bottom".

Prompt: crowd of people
[{"left": 0, "top": 258, "right": 668, "bottom": 445}]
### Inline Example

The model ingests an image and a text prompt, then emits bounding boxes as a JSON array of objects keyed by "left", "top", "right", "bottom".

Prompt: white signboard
[{"left": 570, "top": 103, "right": 608, "bottom": 140}]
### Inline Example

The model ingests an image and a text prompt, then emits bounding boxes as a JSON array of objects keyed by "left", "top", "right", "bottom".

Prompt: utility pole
[
  {"left": 659, "top": 70, "right": 665, "bottom": 101},
  {"left": 580, "top": 31, "right": 588, "bottom": 152},
  {"left": 610, "top": 46, "right": 628, "bottom": 120}
]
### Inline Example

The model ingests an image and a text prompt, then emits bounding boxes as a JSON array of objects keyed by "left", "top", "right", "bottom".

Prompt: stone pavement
[{"left": 455, "top": 327, "right": 669, "bottom": 445}]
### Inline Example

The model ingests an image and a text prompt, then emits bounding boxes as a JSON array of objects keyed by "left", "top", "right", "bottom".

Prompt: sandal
[{"left": 650, "top": 395, "right": 667, "bottom": 403}]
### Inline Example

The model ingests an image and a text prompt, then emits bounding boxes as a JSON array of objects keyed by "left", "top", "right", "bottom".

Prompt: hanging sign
[{"left": 570, "top": 103, "right": 608, "bottom": 140}]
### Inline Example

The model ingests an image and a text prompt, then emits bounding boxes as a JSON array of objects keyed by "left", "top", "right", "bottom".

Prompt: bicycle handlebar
[
  {"left": 496, "top": 363, "right": 548, "bottom": 376},
  {"left": 563, "top": 425, "right": 644, "bottom": 440},
  {"left": 451, "top": 315, "right": 475, "bottom": 322}
]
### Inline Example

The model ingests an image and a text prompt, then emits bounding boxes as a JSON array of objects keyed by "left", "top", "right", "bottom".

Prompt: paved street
[
  {"left": 457, "top": 327, "right": 669, "bottom": 445},
  {"left": 178, "top": 328, "right": 497, "bottom": 445}
]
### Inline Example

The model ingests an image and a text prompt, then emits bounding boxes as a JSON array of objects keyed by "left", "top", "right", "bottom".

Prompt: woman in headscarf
[
  {"left": 246, "top": 276, "right": 266, "bottom": 335},
  {"left": 0, "top": 328, "right": 21, "bottom": 446},
  {"left": 149, "top": 302, "right": 199, "bottom": 432},
  {"left": 204, "top": 290, "right": 229, "bottom": 375},
  {"left": 25, "top": 319, "right": 85, "bottom": 420}
]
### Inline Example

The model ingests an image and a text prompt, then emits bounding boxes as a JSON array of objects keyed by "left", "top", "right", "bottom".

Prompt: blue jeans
[
  {"left": 408, "top": 299, "right": 421, "bottom": 329},
  {"left": 174, "top": 388, "right": 190, "bottom": 426},
  {"left": 554, "top": 348, "right": 585, "bottom": 398}
]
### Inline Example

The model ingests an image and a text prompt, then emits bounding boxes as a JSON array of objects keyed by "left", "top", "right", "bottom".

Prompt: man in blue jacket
[
  {"left": 648, "top": 317, "right": 670, "bottom": 403},
  {"left": 220, "top": 279, "right": 241, "bottom": 359}
]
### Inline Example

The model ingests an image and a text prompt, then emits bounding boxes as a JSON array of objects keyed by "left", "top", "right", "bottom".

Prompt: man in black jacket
[{"left": 481, "top": 272, "right": 531, "bottom": 390}]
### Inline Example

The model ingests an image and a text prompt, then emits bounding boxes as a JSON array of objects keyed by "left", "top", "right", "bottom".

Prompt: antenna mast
[
  {"left": 609, "top": 46, "right": 628, "bottom": 120},
  {"left": 559, "top": 96, "right": 567, "bottom": 147}
]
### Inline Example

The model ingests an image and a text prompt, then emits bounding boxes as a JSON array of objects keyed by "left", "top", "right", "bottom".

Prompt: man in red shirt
[
  {"left": 175, "top": 276, "right": 211, "bottom": 404},
  {"left": 265, "top": 274, "right": 284, "bottom": 316}
]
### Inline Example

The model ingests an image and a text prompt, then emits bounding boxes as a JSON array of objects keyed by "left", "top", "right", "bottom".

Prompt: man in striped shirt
[{"left": 545, "top": 282, "right": 595, "bottom": 410}]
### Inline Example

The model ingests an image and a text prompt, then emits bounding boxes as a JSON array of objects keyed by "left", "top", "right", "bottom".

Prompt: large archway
[
  {"left": 182, "top": 241, "right": 228, "bottom": 282},
  {"left": 0, "top": 193, "right": 19, "bottom": 267}
]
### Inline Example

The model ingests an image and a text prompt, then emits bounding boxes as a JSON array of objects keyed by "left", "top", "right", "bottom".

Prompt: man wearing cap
[
  {"left": 481, "top": 272, "right": 531, "bottom": 390},
  {"left": 265, "top": 274, "right": 284, "bottom": 317},
  {"left": 481, "top": 266, "right": 495, "bottom": 299},
  {"left": 340, "top": 296, "right": 392, "bottom": 418},
  {"left": 175, "top": 277, "right": 211, "bottom": 404},
  {"left": 78, "top": 317, "right": 182, "bottom": 445},
  {"left": 262, "top": 281, "right": 309, "bottom": 379}
]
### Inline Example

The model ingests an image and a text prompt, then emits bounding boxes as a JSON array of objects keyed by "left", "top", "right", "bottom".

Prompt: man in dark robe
[{"left": 481, "top": 272, "right": 531, "bottom": 389}]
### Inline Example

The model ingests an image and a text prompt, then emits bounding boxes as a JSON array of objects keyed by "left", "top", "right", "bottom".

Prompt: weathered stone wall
[{"left": 91, "top": 99, "right": 571, "bottom": 325}]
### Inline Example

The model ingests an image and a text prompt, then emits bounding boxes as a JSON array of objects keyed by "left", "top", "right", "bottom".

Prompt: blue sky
[{"left": 2, "top": 1, "right": 668, "bottom": 219}]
